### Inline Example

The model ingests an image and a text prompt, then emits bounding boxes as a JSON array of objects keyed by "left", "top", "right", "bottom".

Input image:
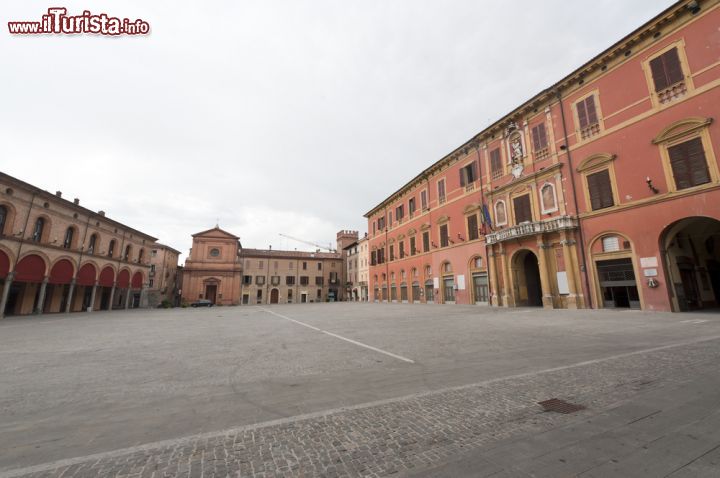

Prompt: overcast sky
[{"left": 1, "top": 0, "right": 675, "bottom": 259}]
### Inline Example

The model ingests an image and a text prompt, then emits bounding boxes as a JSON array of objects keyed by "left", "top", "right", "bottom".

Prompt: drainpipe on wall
[
  {"left": 474, "top": 143, "right": 492, "bottom": 305},
  {"left": 66, "top": 214, "right": 91, "bottom": 313},
  {"left": 384, "top": 206, "right": 389, "bottom": 302},
  {"left": 556, "top": 88, "right": 593, "bottom": 308}
]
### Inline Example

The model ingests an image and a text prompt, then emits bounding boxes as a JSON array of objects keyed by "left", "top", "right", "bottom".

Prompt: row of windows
[
  {"left": 0, "top": 208, "right": 144, "bottom": 262},
  {"left": 244, "top": 259, "right": 336, "bottom": 270},
  {"left": 242, "top": 288, "right": 325, "bottom": 303},
  {"left": 242, "top": 272, "right": 339, "bottom": 286},
  {"left": 373, "top": 258, "right": 483, "bottom": 284},
  {"left": 371, "top": 43, "right": 696, "bottom": 233},
  {"left": 580, "top": 135, "right": 712, "bottom": 214}
]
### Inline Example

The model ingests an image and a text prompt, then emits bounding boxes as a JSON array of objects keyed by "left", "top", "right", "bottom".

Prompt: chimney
[
  {"left": 73, "top": 198, "right": 80, "bottom": 205},
  {"left": 98, "top": 210, "right": 105, "bottom": 216},
  {"left": 55, "top": 191, "right": 62, "bottom": 197}
]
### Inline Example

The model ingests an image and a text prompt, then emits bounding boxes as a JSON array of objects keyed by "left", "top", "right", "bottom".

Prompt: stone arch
[
  {"left": 77, "top": 262, "right": 98, "bottom": 286},
  {"left": 49, "top": 258, "right": 75, "bottom": 284},
  {"left": 587, "top": 230, "right": 641, "bottom": 310},
  {"left": 117, "top": 269, "right": 131, "bottom": 288},
  {"left": 659, "top": 216, "right": 720, "bottom": 312},
  {"left": 15, "top": 253, "right": 48, "bottom": 282},
  {"left": 98, "top": 265, "right": 116, "bottom": 287},
  {"left": 510, "top": 248, "right": 543, "bottom": 307},
  {"left": 131, "top": 271, "right": 144, "bottom": 289}
]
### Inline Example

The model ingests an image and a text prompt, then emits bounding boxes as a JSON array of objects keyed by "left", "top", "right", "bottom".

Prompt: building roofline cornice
[{"left": 364, "top": 0, "right": 710, "bottom": 218}]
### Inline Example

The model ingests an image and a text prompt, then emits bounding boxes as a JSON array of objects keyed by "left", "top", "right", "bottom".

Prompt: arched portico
[
  {"left": 661, "top": 216, "right": 720, "bottom": 312},
  {"left": 510, "top": 249, "right": 543, "bottom": 307}
]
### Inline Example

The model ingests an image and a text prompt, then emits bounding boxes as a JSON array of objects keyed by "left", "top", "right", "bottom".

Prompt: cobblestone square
[{"left": 1, "top": 304, "right": 719, "bottom": 477}]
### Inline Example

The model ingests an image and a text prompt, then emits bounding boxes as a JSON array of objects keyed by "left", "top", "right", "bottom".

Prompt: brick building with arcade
[{"left": 0, "top": 173, "right": 174, "bottom": 317}]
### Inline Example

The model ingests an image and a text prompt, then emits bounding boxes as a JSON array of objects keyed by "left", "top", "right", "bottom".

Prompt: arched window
[
  {"left": 138, "top": 249, "right": 144, "bottom": 263},
  {"left": 63, "top": 227, "right": 74, "bottom": 249},
  {"left": 124, "top": 245, "right": 131, "bottom": 261},
  {"left": 87, "top": 234, "right": 97, "bottom": 254},
  {"left": 32, "top": 217, "right": 45, "bottom": 242},
  {"left": 108, "top": 240, "right": 116, "bottom": 258},
  {"left": 0, "top": 205, "right": 7, "bottom": 235}
]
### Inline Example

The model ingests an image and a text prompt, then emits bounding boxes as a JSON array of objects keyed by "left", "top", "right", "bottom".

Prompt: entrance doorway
[
  {"left": 513, "top": 250, "right": 542, "bottom": 307},
  {"left": 597, "top": 258, "right": 640, "bottom": 309},
  {"left": 205, "top": 284, "right": 217, "bottom": 304},
  {"left": 472, "top": 273, "right": 489, "bottom": 304},
  {"left": 270, "top": 288, "right": 279, "bottom": 304},
  {"left": 424, "top": 280, "right": 434, "bottom": 303},
  {"left": 442, "top": 276, "right": 455, "bottom": 303},
  {"left": 661, "top": 217, "right": 720, "bottom": 311},
  {"left": 300, "top": 292, "right": 307, "bottom": 303}
]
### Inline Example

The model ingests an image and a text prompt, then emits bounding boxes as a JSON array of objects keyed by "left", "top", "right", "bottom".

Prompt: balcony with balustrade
[{"left": 485, "top": 215, "right": 578, "bottom": 245}]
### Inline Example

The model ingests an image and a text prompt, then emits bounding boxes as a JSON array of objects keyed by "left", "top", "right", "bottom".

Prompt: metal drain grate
[{"left": 537, "top": 398, "right": 586, "bottom": 414}]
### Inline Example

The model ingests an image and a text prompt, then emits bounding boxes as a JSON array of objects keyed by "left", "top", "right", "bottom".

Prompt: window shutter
[
  {"left": 587, "top": 169, "right": 614, "bottom": 210},
  {"left": 585, "top": 96, "right": 598, "bottom": 125},
  {"left": 470, "top": 161, "right": 478, "bottom": 182},
  {"left": 669, "top": 138, "right": 709, "bottom": 190},
  {"left": 537, "top": 123, "right": 547, "bottom": 149},
  {"left": 467, "top": 214, "right": 479, "bottom": 240},
  {"left": 513, "top": 195, "right": 532, "bottom": 224},
  {"left": 532, "top": 125, "right": 540, "bottom": 151},
  {"left": 577, "top": 100, "right": 588, "bottom": 129},
  {"left": 490, "top": 149, "right": 502, "bottom": 176},
  {"left": 459, "top": 167, "right": 467, "bottom": 187},
  {"left": 651, "top": 48, "right": 683, "bottom": 92},
  {"left": 664, "top": 48, "right": 683, "bottom": 85},
  {"left": 650, "top": 55, "right": 669, "bottom": 92}
]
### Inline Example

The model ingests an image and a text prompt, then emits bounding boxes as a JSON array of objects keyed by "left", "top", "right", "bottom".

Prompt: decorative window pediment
[
  {"left": 420, "top": 222, "right": 431, "bottom": 231},
  {"left": 463, "top": 203, "right": 481, "bottom": 214},
  {"left": 436, "top": 214, "right": 450, "bottom": 224},
  {"left": 577, "top": 153, "right": 616, "bottom": 173},
  {"left": 407, "top": 228, "right": 417, "bottom": 236},
  {"left": 652, "top": 117, "right": 712, "bottom": 144}
]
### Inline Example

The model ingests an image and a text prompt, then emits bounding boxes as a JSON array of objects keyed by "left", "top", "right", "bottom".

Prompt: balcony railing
[
  {"left": 658, "top": 81, "right": 687, "bottom": 105},
  {"left": 580, "top": 123, "right": 600, "bottom": 140},
  {"left": 485, "top": 215, "right": 578, "bottom": 245}
]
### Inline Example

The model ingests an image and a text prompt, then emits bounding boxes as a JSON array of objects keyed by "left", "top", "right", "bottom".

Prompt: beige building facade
[
  {"left": 148, "top": 243, "right": 181, "bottom": 307},
  {"left": 357, "top": 235, "right": 369, "bottom": 301},
  {"left": 0, "top": 173, "right": 162, "bottom": 317}
]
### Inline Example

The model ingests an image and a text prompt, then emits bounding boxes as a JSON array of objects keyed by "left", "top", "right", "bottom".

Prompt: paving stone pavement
[{"left": 3, "top": 336, "right": 719, "bottom": 478}]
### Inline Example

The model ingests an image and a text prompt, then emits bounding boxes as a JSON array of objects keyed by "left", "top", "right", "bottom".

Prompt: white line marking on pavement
[
  {"left": 257, "top": 307, "right": 415, "bottom": 364},
  {"left": 3, "top": 334, "right": 720, "bottom": 478},
  {"left": 679, "top": 319, "right": 709, "bottom": 324}
]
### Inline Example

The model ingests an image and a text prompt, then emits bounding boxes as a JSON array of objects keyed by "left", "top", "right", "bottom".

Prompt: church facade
[{"left": 181, "top": 227, "right": 357, "bottom": 305}]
